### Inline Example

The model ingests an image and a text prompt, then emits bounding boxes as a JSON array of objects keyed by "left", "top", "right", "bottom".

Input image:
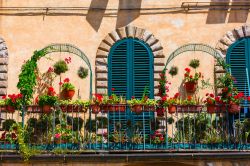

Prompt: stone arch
[
  {"left": 95, "top": 25, "right": 165, "bottom": 96},
  {"left": 216, "top": 24, "right": 250, "bottom": 57},
  {"left": 0, "top": 37, "right": 8, "bottom": 97}
]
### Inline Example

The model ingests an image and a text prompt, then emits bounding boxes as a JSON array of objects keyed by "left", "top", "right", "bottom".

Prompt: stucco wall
[{"left": 0, "top": 0, "right": 249, "bottom": 100}]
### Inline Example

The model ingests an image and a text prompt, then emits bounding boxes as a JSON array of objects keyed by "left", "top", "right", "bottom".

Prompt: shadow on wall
[
  {"left": 86, "top": 0, "right": 142, "bottom": 31},
  {"left": 206, "top": 0, "right": 249, "bottom": 24},
  {"left": 206, "top": 0, "right": 229, "bottom": 24},
  {"left": 228, "top": 0, "right": 249, "bottom": 23},
  {"left": 116, "top": 0, "right": 142, "bottom": 28}
]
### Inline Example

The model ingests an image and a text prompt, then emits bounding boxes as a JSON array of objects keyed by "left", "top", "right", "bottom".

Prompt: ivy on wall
[{"left": 17, "top": 49, "right": 49, "bottom": 104}]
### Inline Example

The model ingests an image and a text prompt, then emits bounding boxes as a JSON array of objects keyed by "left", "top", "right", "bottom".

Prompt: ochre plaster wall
[{"left": 0, "top": 0, "right": 249, "bottom": 100}]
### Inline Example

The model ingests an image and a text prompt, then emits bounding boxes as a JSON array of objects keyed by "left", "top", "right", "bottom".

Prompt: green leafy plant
[
  {"left": 17, "top": 49, "right": 49, "bottom": 103},
  {"left": 167, "top": 117, "right": 175, "bottom": 124},
  {"left": 61, "top": 78, "right": 75, "bottom": 91},
  {"left": 38, "top": 94, "right": 58, "bottom": 106},
  {"left": 168, "top": 66, "right": 178, "bottom": 76},
  {"left": 145, "top": 99, "right": 157, "bottom": 106},
  {"left": 189, "top": 59, "right": 200, "bottom": 69},
  {"left": 2, "top": 119, "right": 16, "bottom": 131},
  {"left": 77, "top": 66, "right": 88, "bottom": 79},
  {"left": 53, "top": 60, "right": 68, "bottom": 75},
  {"left": 127, "top": 98, "right": 144, "bottom": 106}
]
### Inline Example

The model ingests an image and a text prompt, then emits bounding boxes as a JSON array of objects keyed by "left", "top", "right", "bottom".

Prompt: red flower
[
  {"left": 215, "top": 96, "right": 220, "bottom": 102},
  {"left": 210, "top": 94, "right": 214, "bottom": 98},
  {"left": 47, "top": 67, "right": 54, "bottom": 73},
  {"left": 64, "top": 78, "right": 70, "bottom": 83},
  {"left": 247, "top": 96, "right": 250, "bottom": 101},
  {"left": 187, "top": 95, "right": 192, "bottom": 101},
  {"left": 59, "top": 82, "right": 63, "bottom": 86},
  {"left": 48, "top": 86, "right": 54, "bottom": 92},
  {"left": 35, "top": 96, "right": 39, "bottom": 104},
  {"left": 109, "top": 95, "right": 113, "bottom": 99},
  {"left": 111, "top": 88, "right": 115, "bottom": 91},
  {"left": 65, "top": 57, "right": 72, "bottom": 64},
  {"left": 189, "top": 75, "right": 193, "bottom": 79},
  {"left": 185, "top": 68, "right": 191, "bottom": 73},
  {"left": 17, "top": 94, "right": 23, "bottom": 98},
  {"left": 131, "top": 96, "right": 135, "bottom": 99},
  {"left": 159, "top": 136, "right": 164, "bottom": 141},
  {"left": 174, "top": 93, "right": 180, "bottom": 99},
  {"left": 162, "top": 95, "right": 167, "bottom": 101},
  {"left": 238, "top": 92, "right": 244, "bottom": 98},
  {"left": 2, "top": 95, "right": 6, "bottom": 99},
  {"left": 184, "top": 73, "right": 189, "bottom": 77}
]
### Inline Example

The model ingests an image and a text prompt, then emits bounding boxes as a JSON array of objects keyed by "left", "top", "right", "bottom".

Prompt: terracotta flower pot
[
  {"left": 181, "top": 105, "right": 188, "bottom": 112},
  {"left": 43, "top": 105, "right": 52, "bottom": 114},
  {"left": 229, "top": 103, "right": 241, "bottom": 114},
  {"left": 63, "top": 90, "right": 75, "bottom": 100},
  {"left": 101, "top": 104, "right": 109, "bottom": 113},
  {"left": 168, "top": 105, "right": 176, "bottom": 114},
  {"left": 132, "top": 105, "right": 143, "bottom": 114},
  {"left": 90, "top": 104, "right": 100, "bottom": 114},
  {"left": 184, "top": 81, "right": 197, "bottom": 93},
  {"left": 115, "top": 104, "right": 126, "bottom": 112},
  {"left": 6, "top": 105, "right": 15, "bottom": 113},
  {"left": 144, "top": 105, "right": 156, "bottom": 112},
  {"left": 207, "top": 105, "right": 216, "bottom": 114}
]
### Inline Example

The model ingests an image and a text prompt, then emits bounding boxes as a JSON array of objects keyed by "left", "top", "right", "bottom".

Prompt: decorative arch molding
[
  {"left": 95, "top": 25, "right": 165, "bottom": 96},
  {"left": 0, "top": 37, "right": 8, "bottom": 97},
  {"left": 216, "top": 24, "right": 250, "bottom": 58}
]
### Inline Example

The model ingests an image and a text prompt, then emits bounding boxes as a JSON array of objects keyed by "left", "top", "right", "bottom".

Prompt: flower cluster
[
  {"left": 164, "top": 92, "right": 180, "bottom": 107},
  {"left": 203, "top": 93, "right": 215, "bottom": 106},
  {"left": 92, "top": 94, "right": 103, "bottom": 104},
  {"left": 47, "top": 86, "right": 56, "bottom": 96},
  {"left": 2, "top": 93, "right": 23, "bottom": 109},
  {"left": 47, "top": 67, "right": 54, "bottom": 73},
  {"left": 65, "top": 57, "right": 72, "bottom": 64},
  {"left": 151, "top": 131, "right": 165, "bottom": 144},
  {"left": 184, "top": 68, "right": 202, "bottom": 83}
]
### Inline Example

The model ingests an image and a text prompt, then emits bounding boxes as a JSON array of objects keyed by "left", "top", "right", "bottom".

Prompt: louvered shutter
[
  {"left": 108, "top": 40, "right": 128, "bottom": 132},
  {"left": 131, "top": 40, "right": 154, "bottom": 135},
  {"left": 227, "top": 38, "right": 249, "bottom": 118}
]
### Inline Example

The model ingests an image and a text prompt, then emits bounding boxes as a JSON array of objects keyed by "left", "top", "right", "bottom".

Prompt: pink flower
[
  {"left": 47, "top": 67, "right": 54, "bottom": 73},
  {"left": 55, "top": 133, "right": 61, "bottom": 139}
]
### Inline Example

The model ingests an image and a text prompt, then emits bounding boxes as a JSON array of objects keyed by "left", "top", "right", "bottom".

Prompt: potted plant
[
  {"left": 115, "top": 96, "right": 126, "bottom": 112},
  {"left": 168, "top": 66, "right": 178, "bottom": 77},
  {"left": 164, "top": 93, "right": 180, "bottom": 114},
  {"left": 215, "top": 96, "right": 227, "bottom": 112},
  {"left": 183, "top": 68, "right": 202, "bottom": 93},
  {"left": 2, "top": 94, "right": 23, "bottom": 113},
  {"left": 181, "top": 95, "right": 196, "bottom": 112},
  {"left": 127, "top": 97, "right": 144, "bottom": 114},
  {"left": 151, "top": 131, "right": 165, "bottom": 145},
  {"left": 228, "top": 92, "right": 245, "bottom": 114},
  {"left": 145, "top": 99, "right": 157, "bottom": 112},
  {"left": 204, "top": 93, "right": 216, "bottom": 114},
  {"left": 60, "top": 78, "right": 75, "bottom": 100},
  {"left": 38, "top": 87, "right": 58, "bottom": 114},
  {"left": 53, "top": 60, "right": 68, "bottom": 75},
  {"left": 90, "top": 94, "right": 103, "bottom": 114},
  {"left": 189, "top": 59, "right": 200, "bottom": 69}
]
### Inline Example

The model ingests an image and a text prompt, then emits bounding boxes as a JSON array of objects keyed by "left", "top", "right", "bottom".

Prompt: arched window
[
  {"left": 227, "top": 38, "right": 250, "bottom": 117},
  {"left": 108, "top": 38, "right": 154, "bottom": 132}
]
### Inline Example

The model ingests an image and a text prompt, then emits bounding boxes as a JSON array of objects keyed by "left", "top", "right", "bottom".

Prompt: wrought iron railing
[{"left": 0, "top": 104, "right": 249, "bottom": 152}]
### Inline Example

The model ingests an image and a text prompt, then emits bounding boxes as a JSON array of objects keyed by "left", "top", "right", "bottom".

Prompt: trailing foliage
[
  {"left": 189, "top": 59, "right": 200, "bottom": 69},
  {"left": 17, "top": 49, "right": 49, "bottom": 104},
  {"left": 168, "top": 66, "right": 178, "bottom": 76},
  {"left": 53, "top": 60, "right": 68, "bottom": 75}
]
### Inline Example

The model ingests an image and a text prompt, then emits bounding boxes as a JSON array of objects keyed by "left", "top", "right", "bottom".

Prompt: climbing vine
[{"left": 17, "top": 49, "right": 49, "bottom": 104}]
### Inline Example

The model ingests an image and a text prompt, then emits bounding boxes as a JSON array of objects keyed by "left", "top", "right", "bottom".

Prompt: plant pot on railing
[
  {"left": 100, "top": 104, "right": 109, "bottom": 113},
  {"left": 6, "top": 105, "right": 15, "bottom": 113},
  {"left": 90, "top": 104, "right": 100, "bottom": 114},
  {"left": 108, "top": 105, "right": 116, "bottom": 112},
  {"left": 115, "top": 104, "right": 126, "bottom": 112},
  {"left": 229, "top": 103, "right": 241, "bottom": 114},
  {"left": 207, "top": 105, "right": 216, "bottom": 114},
  {"left": 62, "top": 90, "right": 75, "bottom": 100},
  {"left": 42, "top": 105, "right": 52, "bottom": 114},
  {"left": 184, "top": 81, "right": 197, "bottom": 93},
  {"left": 168, "top": 105, "right": 176, "bottom": 114},
  {"left": 131, "top": 105, "right": 143, "bottom": 114}
]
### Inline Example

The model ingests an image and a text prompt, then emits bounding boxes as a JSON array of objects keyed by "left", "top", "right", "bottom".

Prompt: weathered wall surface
[{"left": 0, "top": 0, "right": 249, "bottom": 100}]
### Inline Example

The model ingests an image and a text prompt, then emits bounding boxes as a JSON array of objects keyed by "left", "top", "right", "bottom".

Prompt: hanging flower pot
[
  {"left": 115, "top": 104, "right": 126, "bottom": 112},
  {"left": 207, "top": 105, "right": 216, "bottom": 114},
  {"left": 62, "top": 90, "right": 75, "bottom": 100},
  {"left": 90, "top": 104, "right": 100, "bottom": 114},
  {"left": 168, "top": 105, "right": 176, "bottom": 114},
  {"left": 6, "top": 105, "right": 15, "bottom": 113},
  {"left": 132, "top": 105, "right": 143, "bottom": 114},
  {"left": 229, "top": 103, "right": 241, "bottom": 114},
  {"left": 184, "top": 81, "right": 197, "bottom": 93},
  {"left": 42, "top": 105, "right": 52, "bottom": 114}
]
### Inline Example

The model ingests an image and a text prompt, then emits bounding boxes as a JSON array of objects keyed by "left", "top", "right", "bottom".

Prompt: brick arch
[
  {"left": 216, "top": 25, "right": 250, "bottom": 58},
  {"left": 0, "top": 37, "right": 8, "bottom": 97},
  {"left": 95, "top": 25, "right": 165, "bottom": 96}
]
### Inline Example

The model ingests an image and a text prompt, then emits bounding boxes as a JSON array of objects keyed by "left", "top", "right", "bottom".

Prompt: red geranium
[{"left": 63, "top": 78, "right": 70, "bottom": 83}]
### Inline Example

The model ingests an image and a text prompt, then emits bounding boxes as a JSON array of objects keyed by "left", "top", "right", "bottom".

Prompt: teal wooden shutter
[
  {"left": 227, "top": 38, "right": 250, "bottom": 118},
  {"left": 108, "top": 38, "right": 154, "bottom": 133}
]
